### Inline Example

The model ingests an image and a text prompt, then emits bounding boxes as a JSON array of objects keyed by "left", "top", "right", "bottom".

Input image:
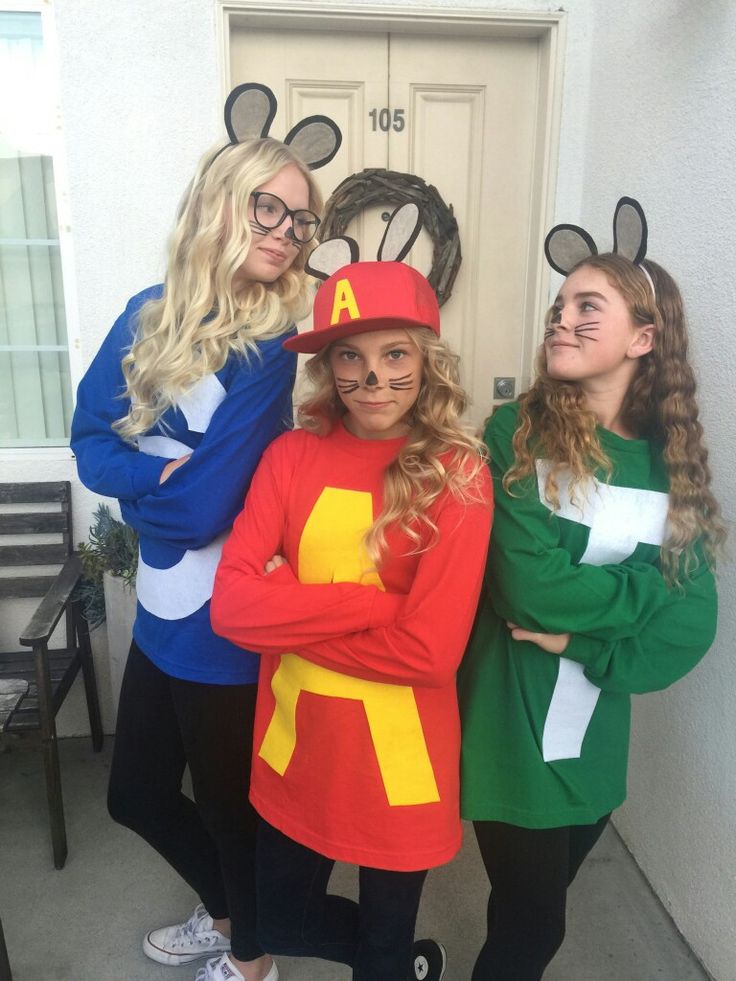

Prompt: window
[{"left": 0, "top": 7, "right": 73, "bottom": 447}]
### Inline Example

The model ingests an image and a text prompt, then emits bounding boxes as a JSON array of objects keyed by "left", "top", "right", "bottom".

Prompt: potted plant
[{"left": 78, "top": 504, "right": 138, "bottom": 716}]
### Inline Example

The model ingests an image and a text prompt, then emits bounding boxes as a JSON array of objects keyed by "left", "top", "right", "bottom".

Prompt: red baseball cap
[{"left": 283, "top": 261, "right": 440, "bottom": 354}]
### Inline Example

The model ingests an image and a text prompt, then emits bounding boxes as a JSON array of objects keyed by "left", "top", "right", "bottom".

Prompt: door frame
[{"left": 215, "top": 0, "right": 567, "bottom": 388}]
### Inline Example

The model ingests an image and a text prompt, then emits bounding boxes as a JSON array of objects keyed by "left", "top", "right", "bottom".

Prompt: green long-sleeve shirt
[{"left": 459, "top": 402, "right": 717, "bottom": 828}]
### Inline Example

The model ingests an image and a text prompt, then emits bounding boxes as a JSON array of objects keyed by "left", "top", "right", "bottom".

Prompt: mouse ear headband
[
  {"left": 544, "top": 196, "right": 654, "bottom": 296},
  {"left": 283, "top": 203, "right": 438, "bottom": 353},
  {"left": 223, "top": 82, "right": 341, "bottom": 169},
  {"left": 304, "top": 199, "right": 423, "bottom": 282}
]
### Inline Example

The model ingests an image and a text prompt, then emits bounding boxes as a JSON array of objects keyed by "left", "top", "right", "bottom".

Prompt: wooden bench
[
  {"left": 0, "top": 680, "right": 28, "bottom": 732},
  {"left": 0, "top": 481, "right": 103, "bottom": 869}
]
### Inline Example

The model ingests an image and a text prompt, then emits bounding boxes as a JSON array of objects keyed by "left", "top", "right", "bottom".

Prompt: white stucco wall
[
  {"left": 2, "top": 0, "right": 221, "bottom": 515},
  {"left": 2, "top": 0, "right": 733, "bottom": 973},
  {"left": 576, "top": 3, "right": 736, "bottom": 979}
]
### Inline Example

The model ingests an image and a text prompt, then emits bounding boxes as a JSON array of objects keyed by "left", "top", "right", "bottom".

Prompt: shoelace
[
  {"left": 171, "top": 904, "right": 211, "bottom": 949},
  {"left": 195, "top": 956, "right": 221, "bottom": 981}
]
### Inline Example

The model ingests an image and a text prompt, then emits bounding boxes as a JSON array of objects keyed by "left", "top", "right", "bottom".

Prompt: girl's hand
[
  {"left": 507, "top": 621, "right": 571, "bottom": 655},
  {"left": 159, "top": 454, "right": 192, "bottom": 484},
  {"left": 264, "top": 554, "right": 287, "bottom": 575}
]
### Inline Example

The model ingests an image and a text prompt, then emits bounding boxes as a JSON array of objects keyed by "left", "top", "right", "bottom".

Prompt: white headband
[{"left": 638, "top": 261, "right": 656, "bottom": 303}]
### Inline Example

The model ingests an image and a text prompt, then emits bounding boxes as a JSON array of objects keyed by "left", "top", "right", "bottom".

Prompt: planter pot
[{"left": 103, "top": 571, "right": 137, "bottom": 720}]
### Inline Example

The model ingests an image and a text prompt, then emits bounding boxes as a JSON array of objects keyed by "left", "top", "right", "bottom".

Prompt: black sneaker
[{"left": 412, "top": 939, "right": 447, "bottom": 980}]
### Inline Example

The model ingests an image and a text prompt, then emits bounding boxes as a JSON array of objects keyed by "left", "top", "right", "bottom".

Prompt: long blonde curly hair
[
  {"left": 114, "top": 138, "right": 323, "bottom": 440},
  {"left": 506, "top": 253, "right": 725, "bottom": 582},
  {"left": 298, "top": 327, "right": 487, "bottom": 564}
]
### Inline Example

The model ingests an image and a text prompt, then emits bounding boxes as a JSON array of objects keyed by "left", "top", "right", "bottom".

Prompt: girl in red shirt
[{"left": 212, "top": 212, "right": 493, "bottom": 981}]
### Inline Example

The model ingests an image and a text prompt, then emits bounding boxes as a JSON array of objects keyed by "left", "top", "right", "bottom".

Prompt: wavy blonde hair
[
  {"left": 506, "top": 253, "right": 725, "bottom": 582},
  {"left": 114, "top": 138, "right": 323, "bottom": 440},
  {"left": 297, "top": 327, "right": 487, "bottom": 565}
]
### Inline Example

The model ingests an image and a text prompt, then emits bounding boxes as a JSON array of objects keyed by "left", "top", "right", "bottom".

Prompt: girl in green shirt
[{"left": 459, "top": 203, "right": 724, "bottom": 980}]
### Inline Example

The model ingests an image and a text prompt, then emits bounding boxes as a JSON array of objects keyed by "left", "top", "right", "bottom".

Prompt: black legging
[
  {"left": 108, "top": 641, "right": 261, "bottom": 961},
  {"left": 257, "top": 818, "right": 428, "bottom": 981},
  {"left": 472, "top": 816, "right": 610, "bottom": 981}
]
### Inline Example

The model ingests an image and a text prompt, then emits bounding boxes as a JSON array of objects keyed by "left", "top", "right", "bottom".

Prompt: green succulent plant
[{"left": 77, "top": 504, "right": 138, "bottom": 628}]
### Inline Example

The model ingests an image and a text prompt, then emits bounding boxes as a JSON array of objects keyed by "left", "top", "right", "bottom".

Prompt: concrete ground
[{"left": 1, "top": 735, "right": 713, "bottom": 981}]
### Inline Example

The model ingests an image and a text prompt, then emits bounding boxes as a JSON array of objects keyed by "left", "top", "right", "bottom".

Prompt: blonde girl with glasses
[{"left": 71, "top": 85, "right": 340, "bottom": 981}]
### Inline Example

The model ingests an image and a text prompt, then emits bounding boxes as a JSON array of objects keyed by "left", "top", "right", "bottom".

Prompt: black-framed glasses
[{"left": 250, "top": 191, "right": 321, "bottom": 244}]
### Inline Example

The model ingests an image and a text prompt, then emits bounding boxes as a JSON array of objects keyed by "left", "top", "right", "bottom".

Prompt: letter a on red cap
[{"left": 330, "top": 278, "right": 361, "bottom": 325}]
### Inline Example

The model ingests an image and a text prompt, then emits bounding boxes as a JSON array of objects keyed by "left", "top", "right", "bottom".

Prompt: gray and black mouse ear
[
  {"left": 377, "top": 203, "right": 422, "bottom": 262},
  {"left": 285, "top": 116, "right": 342, "bottom": 170},
  {"left": 224, "top": 83, "right": 277, "bottom": 143},
  {"left": 305, "top": 237, "right": 359, "bottom": 281},
  {"left": 612, "top": 196, "right": 648, "bottom": 265},
  {"left": 544, "top": 224, "right": 598, "bottom": 276}
]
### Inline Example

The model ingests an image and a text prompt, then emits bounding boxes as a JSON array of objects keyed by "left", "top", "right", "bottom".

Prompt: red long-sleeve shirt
[{"left": 212, "top": 422, "right": 493, "bottom": 870}]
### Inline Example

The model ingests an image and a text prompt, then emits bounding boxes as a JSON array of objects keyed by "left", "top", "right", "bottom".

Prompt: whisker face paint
[
  {"left": 545, "top": 265, "right": 651, "bottom": 388},
  {"left": 388, "top": 372, "right": 415, "bottom": 391},
  {"left": 574, "top": 322, "right": 600, "bottom": 341},
  {"left": 544, "top": 320, "right": 600, "bottom": 342},
  {"left": 248, "top": 219, "right": 301, "bottom": 249},
  {"left": 327, "top": 329, "right": 424, "bottom": 440}
]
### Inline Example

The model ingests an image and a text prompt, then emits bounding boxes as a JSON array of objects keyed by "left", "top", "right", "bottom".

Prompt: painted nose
[
  {"left": 364, "top": 371, "right": 379, "bottom": 387},
  {"left": 553, "top": 312, "right": 574, "bottom": 332},
  {"left": 271, "top": 218, "right": 293, "bottom": 241}
]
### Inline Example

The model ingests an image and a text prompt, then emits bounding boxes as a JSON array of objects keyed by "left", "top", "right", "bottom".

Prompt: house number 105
[{"left": 368, "top": 108, "right": 406, "bottom": 132}]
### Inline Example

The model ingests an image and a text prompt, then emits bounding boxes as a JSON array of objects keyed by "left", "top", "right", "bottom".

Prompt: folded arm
[
  {"left": 211, "top": 439, "right": 405, "bottom": 650},
  {"left": 212, "top": 445, "right": 493, "bottom": 687},
  {"left": 486, "top": 404, "right": 672, "bottom": 641}
]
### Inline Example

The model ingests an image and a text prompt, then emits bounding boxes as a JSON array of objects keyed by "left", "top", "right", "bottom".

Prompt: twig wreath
[{"left": 320, "top": 168, "right": 462, "bottom": 306}]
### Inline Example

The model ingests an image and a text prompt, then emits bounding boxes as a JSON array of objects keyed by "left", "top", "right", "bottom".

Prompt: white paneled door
[{"left": 230, "top": 23, "right": 551, "bottom": 426}]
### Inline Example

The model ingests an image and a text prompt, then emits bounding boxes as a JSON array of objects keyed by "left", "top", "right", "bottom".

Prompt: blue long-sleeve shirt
[{"left": 71, "top": 285, "right": 297, "bottom": 683}]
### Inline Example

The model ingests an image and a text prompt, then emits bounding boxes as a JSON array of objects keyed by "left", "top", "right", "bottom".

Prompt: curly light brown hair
[
  {"left": 505, "top": 253, "right": 725, "bottom": 582},
  {"left": 297, "top": 327, "right": 487, "bottom": 565}
]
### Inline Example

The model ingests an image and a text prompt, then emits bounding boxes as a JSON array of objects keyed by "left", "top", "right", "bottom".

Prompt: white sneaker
[
  {"left": 143, "top": 904, "right": 231, "bottom": 965},
  {"left": 195, "top": 953, "right": 279, "bottom": 981}
]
